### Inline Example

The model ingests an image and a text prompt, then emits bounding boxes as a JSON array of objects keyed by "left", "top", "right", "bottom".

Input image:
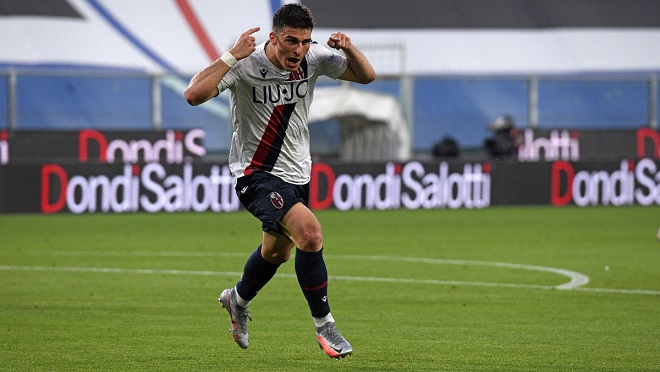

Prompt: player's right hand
[{"left": 230, "top": 27, "right": 260, "bottom": 60}]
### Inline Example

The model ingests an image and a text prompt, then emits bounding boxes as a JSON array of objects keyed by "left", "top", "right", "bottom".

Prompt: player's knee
[{"left": 296, "top": 227, "right": 323, "bottom": 252}]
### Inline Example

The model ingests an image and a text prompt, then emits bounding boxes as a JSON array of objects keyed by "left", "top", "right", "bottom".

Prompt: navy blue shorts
[{"left": 235, "top": 171, "right": 310, "bottom": 233}]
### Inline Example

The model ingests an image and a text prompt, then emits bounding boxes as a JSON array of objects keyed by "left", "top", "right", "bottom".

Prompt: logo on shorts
[{"left": 270, "top": 191, "right": 284, "bottom": 209}]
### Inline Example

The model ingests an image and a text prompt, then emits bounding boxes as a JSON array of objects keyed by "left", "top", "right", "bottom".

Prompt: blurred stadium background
[
  {"left": 1, "top": 2, "right": 659, "bottom": 369},
  {"left": 1, "top": 0, "right": 659, "bottom": 212}
]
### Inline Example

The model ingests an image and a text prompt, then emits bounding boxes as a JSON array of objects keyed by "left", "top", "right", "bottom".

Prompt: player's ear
[{"left": 269, "top": 31, "right": 277, "bottom": 45}]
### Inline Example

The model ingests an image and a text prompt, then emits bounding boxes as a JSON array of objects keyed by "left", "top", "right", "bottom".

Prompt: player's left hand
[{"left": 327, "top": 32, "right": 352, "bottom": 51}]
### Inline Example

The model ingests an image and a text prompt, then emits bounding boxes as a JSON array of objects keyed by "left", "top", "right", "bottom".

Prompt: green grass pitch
[{"left": 1, "top": 206, "right": 658, "bottom": 371}]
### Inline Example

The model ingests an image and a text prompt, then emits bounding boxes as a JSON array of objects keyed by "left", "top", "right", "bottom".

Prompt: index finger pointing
[{"left": 243, "top": 27, "right": 260, "bottom": 36}]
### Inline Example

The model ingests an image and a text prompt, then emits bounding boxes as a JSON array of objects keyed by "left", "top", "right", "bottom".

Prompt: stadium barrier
[
  {"left": 1, "top": 158, "right": 659, "bottom": 214},
  {"left": 0, "top": 127, "right": 658, "bottom": 213}
]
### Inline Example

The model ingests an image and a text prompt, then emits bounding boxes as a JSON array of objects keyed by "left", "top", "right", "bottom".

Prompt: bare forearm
[
  {"left": 343, "top": 45, "right": 376, "bottom": 84},
  {"left": 328, "top": 32, "right": 376, "bottom": 84},
  {"left": 184, "top": 60, "right": 229, "bottom": 106}
]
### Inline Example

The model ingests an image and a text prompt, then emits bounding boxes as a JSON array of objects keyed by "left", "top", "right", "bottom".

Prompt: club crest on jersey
[
  {"left": 288, "top": 68, "right": 305, "bottom": 81},
  {"left": 270, "top": 191, "right": 284, "bottom": 209}
]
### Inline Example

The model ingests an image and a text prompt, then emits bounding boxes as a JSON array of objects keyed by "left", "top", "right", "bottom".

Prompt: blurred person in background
[{"left": 485, "top": 114, "right": 521, "bottom": 158}]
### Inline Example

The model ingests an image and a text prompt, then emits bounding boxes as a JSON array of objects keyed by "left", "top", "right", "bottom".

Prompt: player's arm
[
  {"left": 184, "top": 27, "right": 260, "bottom": 106},
  {"left": 327, "top": 32, "right": 376, "bottom": 84}
]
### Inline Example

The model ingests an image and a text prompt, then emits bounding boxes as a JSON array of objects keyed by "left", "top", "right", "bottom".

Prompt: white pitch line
[
  {"left": 21, "top": 250, "right": 248, "bottom": 258},
  {"left": 0, "top": 264, "right": 658, "bottom": 296},
  {"left": 327, "top": 254, "right": 591, "bottom": 290},
  {"left": 0, "top": 265, "right": 243, "bottom": 277},
  {"left": 18, "top": 251, "right": 589, "bottom": 289}
]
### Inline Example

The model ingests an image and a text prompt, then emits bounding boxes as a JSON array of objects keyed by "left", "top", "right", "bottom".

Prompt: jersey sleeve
[
  {"left": 313, "top": 43, "right": 348, "bottom": 79},
  {"left": 218, "top": 62, "right": 241, "bottom": 92}
]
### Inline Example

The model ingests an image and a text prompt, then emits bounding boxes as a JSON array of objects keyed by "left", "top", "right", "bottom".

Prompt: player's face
[{"left": 269, "top": 26, "right": 312, "bottom": 72}]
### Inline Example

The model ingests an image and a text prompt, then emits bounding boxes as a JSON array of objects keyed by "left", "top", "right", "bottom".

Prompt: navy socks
[
  {"left": 234, "top": 245, "right": 331, "bottom": 318},
  {"left": 295, "top": 248, "right": 330, "bottom": 318},
  {"left": 235, "top": 245, "right": 280, "bottom": 302}
]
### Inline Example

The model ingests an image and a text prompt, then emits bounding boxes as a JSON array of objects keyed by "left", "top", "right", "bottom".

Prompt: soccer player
[{"left": 184, "top": 4, "right": 375, "bottom": 358}]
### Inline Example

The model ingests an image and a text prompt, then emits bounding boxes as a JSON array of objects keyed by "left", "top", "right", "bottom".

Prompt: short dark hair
[{"left": 272, "top": 3, "right": 314, "bottom": 33}]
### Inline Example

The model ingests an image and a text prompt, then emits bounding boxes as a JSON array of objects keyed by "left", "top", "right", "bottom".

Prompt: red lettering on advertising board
[
  {"left": 0, "top": 130, "right": 8, "bottom": 165},
  {"left": 637, "top": 128, "right": 660, "bottom": 159},
  {"left": 79, "top": 129, "right": 108, "bottom": 163},
  {"left": 309, "top": 163, "right": 335, "bottom": 210},
  {"left": 551, "top": 161, "right": 574, "bottom": 206},
  {"left": 41, "top": 164, "right": 68, "bottom": 214}
]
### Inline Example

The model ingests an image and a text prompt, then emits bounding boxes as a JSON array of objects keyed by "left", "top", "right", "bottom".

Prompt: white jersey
[{"left": 219, "top": 41, "right": 348, "bottom": 184}]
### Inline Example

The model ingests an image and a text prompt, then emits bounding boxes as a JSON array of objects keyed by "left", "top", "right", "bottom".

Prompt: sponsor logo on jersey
[{"left": 251, "top": 80, "right": 309, "bottom": 104}]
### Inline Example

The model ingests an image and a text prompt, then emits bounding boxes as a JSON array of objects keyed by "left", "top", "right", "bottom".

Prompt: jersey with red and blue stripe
[{"left": 219, "top": 41, "right": 347, "bottom": 185}]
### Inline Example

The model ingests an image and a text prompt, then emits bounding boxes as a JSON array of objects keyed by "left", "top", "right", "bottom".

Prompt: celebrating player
[{"left": 184, "top": 3, "right": 375, "bottom": 358}]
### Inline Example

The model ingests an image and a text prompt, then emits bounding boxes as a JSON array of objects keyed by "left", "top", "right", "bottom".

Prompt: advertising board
[
  {"left": 2, "top": 158, "right": 659, "bottom": 213},
  {"left": 1, "top": 129, "right": 658, "bottom": 213}
]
